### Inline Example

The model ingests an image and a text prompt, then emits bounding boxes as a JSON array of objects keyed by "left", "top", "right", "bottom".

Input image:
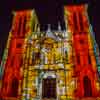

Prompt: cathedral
[{"left": 0, "top": 3, "right": 100, "bottom": 100}]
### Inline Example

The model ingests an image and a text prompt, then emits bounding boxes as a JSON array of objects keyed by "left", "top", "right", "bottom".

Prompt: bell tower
[
  {"left": 1, "top": 10, "right": 38, "bottom": 98},
  {"left": 64, "top": 4, "right": 99, "bottom": 97}
]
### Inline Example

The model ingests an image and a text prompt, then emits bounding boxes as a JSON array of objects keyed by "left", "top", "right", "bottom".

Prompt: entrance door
[
  {"left": 83, "top": 76, "right": 92, "bottom": 97},
  {"left": 42, "top": 78, "right": 56, "bottom": 99}
]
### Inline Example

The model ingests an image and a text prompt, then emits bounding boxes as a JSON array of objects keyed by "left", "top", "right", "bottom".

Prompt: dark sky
[{"left": 0, "top": 0, "right": 100, "bottom": 60}]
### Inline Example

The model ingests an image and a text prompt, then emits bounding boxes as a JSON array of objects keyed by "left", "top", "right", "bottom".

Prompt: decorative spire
[
  {"left": 47, "top": 24, "right": 51, "bottom": 33},
  {"left": 46, "top": 24, "right": 56, "bottom": 39},
  {"left": 58, "top": 22, "right": 61, "bottom": 32}
]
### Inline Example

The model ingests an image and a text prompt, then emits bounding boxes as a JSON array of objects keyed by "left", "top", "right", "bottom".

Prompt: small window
[
  {"left": 23, "top": 16, "right": 26, "bottom": 36},
  {"left": 79, "top": 13, "right": 84, "bottom": 31},
  {"left": 88, "top": 54, "right": 91, "bottom": 64},
  {"left": 73, "top": 12, "right": 78, "bottom": 31}
]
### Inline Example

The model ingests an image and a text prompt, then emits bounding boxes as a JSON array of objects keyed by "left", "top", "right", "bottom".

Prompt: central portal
[{"left": 42, "top": 78, "right": 56, "bottom": 99}]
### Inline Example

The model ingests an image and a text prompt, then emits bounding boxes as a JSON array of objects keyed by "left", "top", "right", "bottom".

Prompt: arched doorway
[
  {"left": 42, "top": 78, "right": 56, "bottom": 99},
  {"left": 41, "top": 72, "right": 57, "bottom": 99},
  {"left": 83, "top": 76, "right": 92, "bottom": 97},
  {"left": 10, "top": 77, "right": 19, "bottom": 97}
]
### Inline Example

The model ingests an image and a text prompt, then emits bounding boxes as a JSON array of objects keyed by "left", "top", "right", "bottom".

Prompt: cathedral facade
[{"left": 0, "top": 4, "right": 100, "bottom": 100}]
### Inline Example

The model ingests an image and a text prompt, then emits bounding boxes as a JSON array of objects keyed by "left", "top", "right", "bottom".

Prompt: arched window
[
  {"left": 17, "top": 16, "right": 26, "bottom": 37},
  {"left": 83, "top": 76, "right": 92, "bottom": 97},
  {"left": 17, "top": 17, "right": 21, "bottom": 36},
  {"left": 10, "top": 77, "right": 19, "bottom": 97}
]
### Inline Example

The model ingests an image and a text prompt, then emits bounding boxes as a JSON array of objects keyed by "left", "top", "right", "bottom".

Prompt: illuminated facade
[{"left": 0, "top": 4, "right": 100, "bottom": 100}]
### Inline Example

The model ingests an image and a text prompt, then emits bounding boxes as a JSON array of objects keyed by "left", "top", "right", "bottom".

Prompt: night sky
[{"left": 0, "top": 0, "right": 100, "bottom": 60}]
